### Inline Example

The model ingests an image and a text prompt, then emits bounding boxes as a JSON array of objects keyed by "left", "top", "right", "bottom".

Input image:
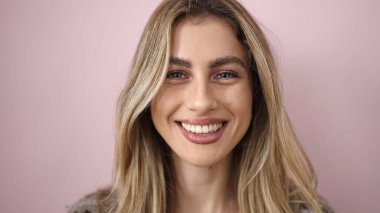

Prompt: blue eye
[
  {"left": 214, "top": 71, "right": 239, "bottom": 79},
  {"left": 166, "top": 71, "right": 187, "bottom": 79}
]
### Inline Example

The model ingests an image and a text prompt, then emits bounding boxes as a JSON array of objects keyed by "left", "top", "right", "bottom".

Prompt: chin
[{"left": 176, "top": 152, "right": 231, "bottom": 168}]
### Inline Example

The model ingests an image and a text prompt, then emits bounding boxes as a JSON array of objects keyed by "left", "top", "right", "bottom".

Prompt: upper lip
[{"left": 176, "top": 118, "right": 227, "bottom": 125}]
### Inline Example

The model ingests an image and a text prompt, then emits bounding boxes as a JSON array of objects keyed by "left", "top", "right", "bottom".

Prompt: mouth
[
  {"left": 175, "top": 120, "right": 227, "bottom": 144},
  {"left": 178, "top": 122, "right": 224, "bottom": 134}
]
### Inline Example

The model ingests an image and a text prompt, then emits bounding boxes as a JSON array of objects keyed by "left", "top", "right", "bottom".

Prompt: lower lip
[{"left": 176, "top": 122, "right": 226, "bottom": 144}]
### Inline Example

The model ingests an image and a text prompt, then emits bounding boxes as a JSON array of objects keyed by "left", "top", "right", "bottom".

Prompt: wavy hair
[{"left": 112, "top": 0, "right": 323, "bottom": 212}]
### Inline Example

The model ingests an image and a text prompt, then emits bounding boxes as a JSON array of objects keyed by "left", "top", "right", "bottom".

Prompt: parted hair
[{"left": 112, "top": 0, "right": 324, "bottom": 212}]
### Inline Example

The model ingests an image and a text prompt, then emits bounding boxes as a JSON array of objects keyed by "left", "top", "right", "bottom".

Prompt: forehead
[
  {"left": 170, "top": 15, "right": 247, "bottom": 62},
  {"left": 173, "top": 15, "right": 237, "bottom": 35}
]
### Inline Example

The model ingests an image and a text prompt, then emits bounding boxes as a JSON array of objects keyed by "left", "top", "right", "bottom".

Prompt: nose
[{"left": 185, "top": 78, "right": 218, "bottom": 112}]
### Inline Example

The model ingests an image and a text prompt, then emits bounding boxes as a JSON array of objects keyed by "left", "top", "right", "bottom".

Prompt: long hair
[{"left": 112, "top": 0, "right": 323, "bottom": 212}]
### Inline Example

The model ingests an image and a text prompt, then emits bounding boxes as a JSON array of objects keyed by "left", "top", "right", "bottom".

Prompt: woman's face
[{"left": 151, "top": 16, "right": 252, "bottom": 167}]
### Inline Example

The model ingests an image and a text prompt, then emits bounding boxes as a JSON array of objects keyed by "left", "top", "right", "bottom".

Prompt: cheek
[
  {"left": 151, "top": 86, "right": 183, "bottom": 125},
  {"left": 153, "top": 85, "right": 184, "bottom": 104},
  {"left": 239, "top": 90, "right": 253, "bottom": 116},
  {"left": 218, "top": 84, "right": 253, "bottom": 117},
  {"left": 225, "top": 86, "right": 252, "bottom": 146}
]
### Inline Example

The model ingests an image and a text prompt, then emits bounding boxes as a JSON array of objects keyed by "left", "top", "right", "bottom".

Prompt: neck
[{"left": 170, "top": 153, "right": 237, "bottom": 213}]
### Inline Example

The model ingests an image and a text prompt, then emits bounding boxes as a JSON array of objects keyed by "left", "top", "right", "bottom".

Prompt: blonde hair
[{"left": 112, "top": 0, "right": 323, "bottom": 212}]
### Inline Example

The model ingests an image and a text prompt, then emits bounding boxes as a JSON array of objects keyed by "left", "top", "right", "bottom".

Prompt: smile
[
  {"left": 175, "top": 120, "right": 227, "bottom": 144},
  {"left": 180, "top": 122, "right": 223, "bottom": 134}
]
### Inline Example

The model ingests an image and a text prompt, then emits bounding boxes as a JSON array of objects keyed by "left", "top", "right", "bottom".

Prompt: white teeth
[
  {"left": 195, "top": 126, "right": 201, "bottom": 133},
  {"left": 181, "top": 122, "right": 223, "bottom": 134},
  {"left": 190, "top": 125, "right": 196, "bottom": 132},
  {"left": 212, "top": 124, "right": 217, "bottom": 131},
  {"left": 202, "top": 125, "right": 208, "bottom": 133}
]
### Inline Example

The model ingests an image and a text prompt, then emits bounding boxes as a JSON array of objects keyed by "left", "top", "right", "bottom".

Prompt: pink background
[{"left": 1, "top": 0, "right": 379, "bottom": 212}]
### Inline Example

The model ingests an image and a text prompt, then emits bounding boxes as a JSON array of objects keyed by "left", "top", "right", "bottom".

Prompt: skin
[{"left": 151, "top": 15, "right": 253, "bottom": 213}]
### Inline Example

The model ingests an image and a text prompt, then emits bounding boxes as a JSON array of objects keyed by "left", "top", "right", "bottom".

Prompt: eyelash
[
  {"left": 166, "top": 70, "right": 240, "bottom": 80},
  {"left": 166, "top": 71, "right": 188, "bottom": 79},
  {"left": 214, "top": 70, "right": 240, "bottom": 79}
]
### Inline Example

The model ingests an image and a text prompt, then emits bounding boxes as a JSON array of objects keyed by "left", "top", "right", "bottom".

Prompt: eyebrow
[
  {"left": 209, "top": 56, "right": 246, "bottom": 68},
  {"left": 169, "top": 56, "right": 246, "bottom": 69},
  {"left": 169, "top": 57, "right": 192, "bottom": 68}
]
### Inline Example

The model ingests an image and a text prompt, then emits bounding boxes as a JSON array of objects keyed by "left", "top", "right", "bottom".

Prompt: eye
[
  {"left": 214, "top": 70, "right": 240, "bottom": 80},
  {"left": 166, "top": 71, "right": 188, "bottom": 79}
]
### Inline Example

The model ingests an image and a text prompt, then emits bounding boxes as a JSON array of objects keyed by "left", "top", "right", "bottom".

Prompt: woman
[{"left": 69, "top": 0, "right": 333, "bottom": 212}]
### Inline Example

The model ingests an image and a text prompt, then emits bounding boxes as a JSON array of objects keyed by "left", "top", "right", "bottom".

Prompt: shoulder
[
  {"left": 67, "top": 187, "right": 116, "bottom": 213},
  {"left": 300, "top": 194, "right": 335, "bottom": 213},
  {"left": 316, "top": 194, "right": 334, "bottom": 213}
]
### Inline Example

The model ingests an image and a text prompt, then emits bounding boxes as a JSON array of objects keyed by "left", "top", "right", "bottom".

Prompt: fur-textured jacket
[{"left": 67, "top": 187, "right": 334, "bottom": 213}]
